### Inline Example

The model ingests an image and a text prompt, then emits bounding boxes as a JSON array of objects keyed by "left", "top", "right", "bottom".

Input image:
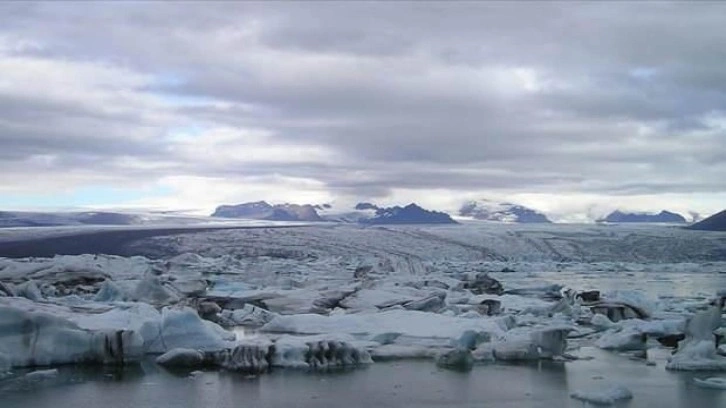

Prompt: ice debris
[{"left": 693, "top": 377, "right": 726, "bottom": 390}]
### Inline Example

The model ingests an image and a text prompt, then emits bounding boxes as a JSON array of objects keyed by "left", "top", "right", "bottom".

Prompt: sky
[{"left": 1, "top": 2, "right": 726, "bottom": 221}]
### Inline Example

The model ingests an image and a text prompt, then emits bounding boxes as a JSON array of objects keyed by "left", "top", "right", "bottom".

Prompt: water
[{"left": 2, "top": 348, "right": 724, "bottom": 408}]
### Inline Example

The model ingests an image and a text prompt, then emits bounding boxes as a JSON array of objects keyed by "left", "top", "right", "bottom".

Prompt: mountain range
[
  {"left": 597, "top": 210, "right": 687, "bottom": 223},
  {"left": 360, "top": 203, "right": 457, "bottom": 225},
  {"left": 211, "top": 201, "right": 323, "bottom": 222}
]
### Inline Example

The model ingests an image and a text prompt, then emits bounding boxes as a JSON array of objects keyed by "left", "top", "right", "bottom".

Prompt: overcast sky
[{"left": 1, "top": 2, "right": 725, "bottom": 220}]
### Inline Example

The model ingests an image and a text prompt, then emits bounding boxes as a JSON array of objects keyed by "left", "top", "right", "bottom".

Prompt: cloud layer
[{"left": 1, "top": 2, "right": 725, "bottom": 218}]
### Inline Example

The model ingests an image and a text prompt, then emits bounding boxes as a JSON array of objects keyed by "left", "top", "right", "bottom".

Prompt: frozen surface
[{"left": 0, "top": 222, "right": 725, "bottom": 405}]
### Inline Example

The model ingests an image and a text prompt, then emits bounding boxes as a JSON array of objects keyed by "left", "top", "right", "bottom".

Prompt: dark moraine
[{"left": 0, "top": 225, "right": 308, "bottom": 259}]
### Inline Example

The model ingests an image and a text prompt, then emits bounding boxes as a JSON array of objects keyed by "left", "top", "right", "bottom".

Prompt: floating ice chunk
[
  {"left": 591, "top": 313, "right": 615, "bottom": 330},
  {"left": 24, "top": 369, "right": 59, "bottom": 382},
  {"left": 71, "top": 302, "right": 160, "bottom": 332},
  {"left": 693, "top": 377, "right": 726, "bottom": 390},
  {"left": 596, "top": 328, "right": 646, "bottom": 351},
  {"left": 94, "top": 280, "right": 128, "bottom": 302},
  {"left": 15, "top": 280, "right": 43, "bottom": 301},
  {"left": 436, "top": 348, "right": 473, "bottom": 370},
  {"left": 311, "top": 289, "right": 358, "bottom": 312},
  {"left": 461, "top": 273, "right": 503, "bottom": 295},
  {"left": 261, "top": 310, "right": 504, "bottom": 344},
  {"left": 371, "top": 332, "right": 402, "bottom": 345},
  {"left": 133, "top": 275, "right": 180, "bottom": 305},
  {"left": 504, "top": 284, "right": 562, "bottom": 299},
  {"left": 369, "top": 345, "right": 434, "bottom": 361},
  {"left": 271, "top": 335, "right": 372, "bottom": 369},
  {"left": 470, "top": 294, "right": 550, "bottom": 314},
  {"left": 666, "top": 306, "right": 726, "bottom": 371},
  {"left": 0, "top": 305, "right": 143, "bottom": 368},
  {"left": 570, "top": 384, "right": 633, "bottom": 405},
  {"left": 220, "top": 304, "right": 276, "bottom": 326},
  {"left": 403, "top": 293, "right": 446, "bottom": 312},
  {"left": 204, "top": 320, "right": 236, "bottom": 341},
  {"left": 530, "top": 326, "right": 572, "bottom": 357},
  {"left": 208, "top": 342, "right": 272, "bottom": 373},
  {"left": 243, "top": 288, "right": 349, "bottom": 315},
  {"left": 666, "top": 340, "right": 726, "bottom": 371},
  {"left": 453, "top": 330, "right": 490, "bottom": 350},
  {"left": 339, "top": 288, "right": 418, "bottom": 311},
  {"left": 483, "top": 325, "right": 572, "bottom": 361},
  {"left": 140, "top": 307, "right": 231, "bottom": 354},
  {"left": 0, "top": 281, "right": 17, "bottom": 297},
  {"left": 601, "top": 290, "right": 653, "bottom": 318},
  {"left": 156, "top": 348, "right": 205, "bottom": 368},
  {"left": 471, "top": 344, "right": 495, "bottom": 362}
]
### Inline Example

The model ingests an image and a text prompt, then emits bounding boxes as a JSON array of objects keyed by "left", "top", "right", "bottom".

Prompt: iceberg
[
  {"left": 140, "top": 306, "right": 233, "bottom": 354},
  {"left": 0, "top": 304, "right": 143, "bottom": 368},
  {"left": 666, "top": 306, "right": 726, "bottom": 371}
]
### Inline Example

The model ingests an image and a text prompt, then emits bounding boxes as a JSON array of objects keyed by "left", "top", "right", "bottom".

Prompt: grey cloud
[{"left": 2, "top": 2, "right": 726, "bottom": 202}]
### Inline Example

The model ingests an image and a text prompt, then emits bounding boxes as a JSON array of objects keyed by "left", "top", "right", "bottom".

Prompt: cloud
[{"left": 1, "top": 2, "right": 726, "bottom": 218}]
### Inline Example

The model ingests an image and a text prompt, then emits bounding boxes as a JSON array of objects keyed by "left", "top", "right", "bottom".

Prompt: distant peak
[{"left": 460, "top": 199, "right": 551, "bottom": 223}]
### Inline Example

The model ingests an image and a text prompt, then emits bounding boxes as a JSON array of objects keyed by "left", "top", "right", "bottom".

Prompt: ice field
[{"left": 1, "top": 221, "right": 725, "bottom": 406}]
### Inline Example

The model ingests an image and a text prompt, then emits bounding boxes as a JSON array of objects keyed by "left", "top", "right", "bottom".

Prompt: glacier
[{"left": 0, "top": 222, "right": 724, "bottom": 393}]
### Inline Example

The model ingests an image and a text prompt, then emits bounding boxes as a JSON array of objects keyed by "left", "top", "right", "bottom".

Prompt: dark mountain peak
[
  {"left": 211, "top": 201, "right": 322, "bottom": 221},
  {"left": 598, "top": 210, "right": 686, "bottom": 223},
  {"left": 688, "top": 209, "right": 726, "bottom": 231},
  {"left": 362, "top": 202, "right": 456, "bottom": 225}
]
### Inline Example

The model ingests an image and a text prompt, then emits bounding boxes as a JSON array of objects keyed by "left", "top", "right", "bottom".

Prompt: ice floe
[{"left": 570, "top": 384, "right": 633, "bottom": 405}]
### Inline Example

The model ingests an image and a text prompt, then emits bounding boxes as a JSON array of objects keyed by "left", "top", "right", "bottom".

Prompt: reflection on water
[{"left": 2, "top": 350, "right": 724, "bottom": 408}]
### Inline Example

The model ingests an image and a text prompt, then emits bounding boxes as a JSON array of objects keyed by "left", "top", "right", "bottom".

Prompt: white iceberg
[
  {"left": 140, "top": 306, "right": 233, "bottom": 354},
  {"left": 0, "top": 304, "right": 143, "bottom": 368},
  {"left": 261, "top": 309, "right": 504, "bottom": 343},
  {"left": 666, "top": 306, "right": 726, "bottom": 371}
]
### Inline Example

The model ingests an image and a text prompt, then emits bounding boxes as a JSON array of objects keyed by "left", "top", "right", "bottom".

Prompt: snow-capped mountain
[
  {"left": 597, "top": 210, "right": 686, "bottom": 224},
  {"left": 459, "top": 200, "right": 551, "bottom": 223},
  {"left": 211, "top": 201, "right": 323, "bottom": 222}
]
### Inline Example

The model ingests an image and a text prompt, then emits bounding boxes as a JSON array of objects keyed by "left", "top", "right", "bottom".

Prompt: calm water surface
[{"left": 2, "top": 348, "right": 724, "bottom": 408}]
